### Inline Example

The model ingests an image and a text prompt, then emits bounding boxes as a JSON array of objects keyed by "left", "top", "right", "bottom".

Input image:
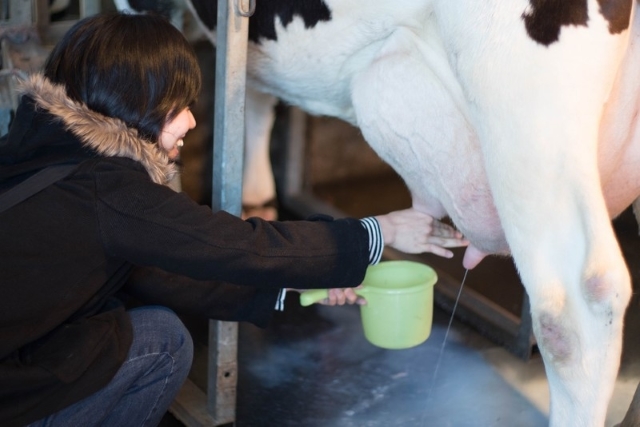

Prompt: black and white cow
[{"left": 117, "top": 0, "right": 640, "bottom": 425}]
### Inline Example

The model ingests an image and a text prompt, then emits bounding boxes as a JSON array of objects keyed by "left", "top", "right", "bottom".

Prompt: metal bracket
[{"left": 235, "top": 0, "right": 256, "bottom": 18}]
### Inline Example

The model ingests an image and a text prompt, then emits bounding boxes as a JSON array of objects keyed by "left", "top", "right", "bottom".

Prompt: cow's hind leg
[
  {"left": 242, "top": 87, "right": 278, "bottom": 220},
  {"left": 521, "top": 229, "right": 631, "bottom": 425},
  {"left": 433, "top": 2, "right": 634, "bottom": 424},
  {"left": 464, "top": 44, "right": 632, "bottom": 427},
  {"left": 478, "top": 81, "right": 632, "bottom": 426}
]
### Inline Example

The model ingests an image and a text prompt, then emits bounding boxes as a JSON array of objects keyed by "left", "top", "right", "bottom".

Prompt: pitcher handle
[{"left": 299, "top": 289, "right": 329, "bottom": 306}]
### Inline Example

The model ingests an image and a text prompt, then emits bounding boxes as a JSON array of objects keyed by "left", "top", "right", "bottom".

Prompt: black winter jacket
[{"left": 0, "top": 74, "right": 371, "bottom": 426}]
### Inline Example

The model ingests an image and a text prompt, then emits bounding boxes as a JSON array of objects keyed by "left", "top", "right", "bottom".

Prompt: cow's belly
[
  {"left": 599, "top": 96, "right": 640, "bottom": 218},
  {"left": 374, "top": 118, "right": 509, "bottom": 256},
  {"left": 405, "top": 112, "right": 640, "bottom": 258},
  {"left": 246, "top": 10, "right": 511, "bottom": 255},
  {"left": 602, "top": 142, "right": 640, "bottom": 218},
  {"left": 431, "top": 133, "right": 640, "bottom": 258}
]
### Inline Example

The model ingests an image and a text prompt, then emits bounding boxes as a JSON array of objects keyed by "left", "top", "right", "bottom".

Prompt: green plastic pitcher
[{"left": 300, "top": 260, "right": 438, "bottom": 350}]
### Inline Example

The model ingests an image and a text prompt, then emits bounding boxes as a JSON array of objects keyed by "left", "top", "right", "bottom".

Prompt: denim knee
[
  {"left": 128, "top": 306, "right": 194, "bottom": 377},
  {"left": 25, "top": 306, "right": 195, "bottom": 427}
]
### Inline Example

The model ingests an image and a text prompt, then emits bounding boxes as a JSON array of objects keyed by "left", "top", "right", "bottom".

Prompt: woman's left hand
[{"left": 288, "top": 286, "right": 367, "bottom": 305}]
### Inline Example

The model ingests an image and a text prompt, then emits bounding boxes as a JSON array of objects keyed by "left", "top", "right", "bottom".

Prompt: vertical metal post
[
  {"left": 212, "top": 0, "right": 247, "bottom": 216},
  {"left": 34, "top": 0, "right": 49, "bottom": 36},
  {"left": 208, "top": 0, "right": 250, "bottom": 424}
]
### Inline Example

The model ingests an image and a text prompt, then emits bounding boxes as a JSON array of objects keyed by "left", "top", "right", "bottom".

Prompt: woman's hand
[
  {"left": 288, "top": 287, "right": 367, "bottom": 306},
  {"left": 320, "top": 287, "right": 366, "bottom": 305},
  {"left": 375, "top": 208, "right": 468, "bottom": 258}
]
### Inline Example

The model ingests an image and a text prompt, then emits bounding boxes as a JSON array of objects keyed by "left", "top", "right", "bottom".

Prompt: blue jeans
[{"left": 27, "top": 306, "right": 194, "bottom": 427}]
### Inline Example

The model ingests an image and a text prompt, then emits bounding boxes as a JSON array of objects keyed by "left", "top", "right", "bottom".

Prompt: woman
[{"left": 0, "top": 12, "right": 467, "bottom": 427}]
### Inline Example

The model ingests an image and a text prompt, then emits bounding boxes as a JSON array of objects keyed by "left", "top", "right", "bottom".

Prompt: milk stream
[{"left": 427, "top": 268, "right": 469, "bottom": 402}]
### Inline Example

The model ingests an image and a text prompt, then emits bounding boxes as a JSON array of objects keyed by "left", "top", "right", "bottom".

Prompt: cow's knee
[
  {"left": 584, "top": 273, "right": 614, "bottom": 303},
  {"left": 531, "top": 284, "right": 577, "bottom": 364},
  {"left": 536, "top": 310, "right": 577, "bottom": 364},
  {"left": 583, "top": 268, "right": 631, "bottom": 319},
  {"left": 534, "top": 269, "right": 630, "bottom": 365}
]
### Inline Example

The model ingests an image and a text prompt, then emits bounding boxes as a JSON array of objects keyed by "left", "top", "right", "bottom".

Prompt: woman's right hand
[{"left": 374, "top": 208, "right": 468, "bottom": 258}]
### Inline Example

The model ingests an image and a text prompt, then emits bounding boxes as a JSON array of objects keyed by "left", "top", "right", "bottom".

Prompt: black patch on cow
[
  {"left": 249, "top": 0, "right": 332, "bottom": 43},
  {"left": 522, "top": 0, "right": 589, "bottom": 46},
  {"left": 597, "top": 0, "right": 632, "bottom": 34},
  {"left": 191, "top": 0, "right": 332, "bottom": 43}
]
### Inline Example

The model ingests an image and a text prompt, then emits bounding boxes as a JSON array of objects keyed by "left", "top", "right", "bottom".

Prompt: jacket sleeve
[
  {"left": 93, "top": 159, "right": 371, "bottom": 290},
  {"left": 123, "top": 266, "right": 280, "bottom": 328}
]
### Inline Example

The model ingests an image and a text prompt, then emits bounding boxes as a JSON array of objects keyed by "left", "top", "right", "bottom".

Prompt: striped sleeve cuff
[
  {"left": 360, "top": 217, "right": 384, "bottom": 265},
  {"left": 275, "top": 289, "right": 286, "bottom": 311}
]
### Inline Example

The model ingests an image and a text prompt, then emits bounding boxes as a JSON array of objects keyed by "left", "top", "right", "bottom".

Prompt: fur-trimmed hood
[{"left": 0, "top": 73, "right": 176, "bottom": 184}]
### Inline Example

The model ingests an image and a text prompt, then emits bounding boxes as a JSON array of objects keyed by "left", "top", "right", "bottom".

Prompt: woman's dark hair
[{"left": 43, "top": 12, "right": 201, "bottom": 142}]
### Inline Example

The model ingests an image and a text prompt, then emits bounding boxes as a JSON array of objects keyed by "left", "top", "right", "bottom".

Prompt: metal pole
[
  {"left": 208, "top": 0, "right": 251, "bottom": 424},
  {"left": 212, "top": 0, "right": 249, "bottom": 216}
]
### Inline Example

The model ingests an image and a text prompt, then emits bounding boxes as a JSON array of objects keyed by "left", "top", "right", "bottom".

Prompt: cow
[{"left": 116, "top": 0, "right": 640, "bottom": 425}]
